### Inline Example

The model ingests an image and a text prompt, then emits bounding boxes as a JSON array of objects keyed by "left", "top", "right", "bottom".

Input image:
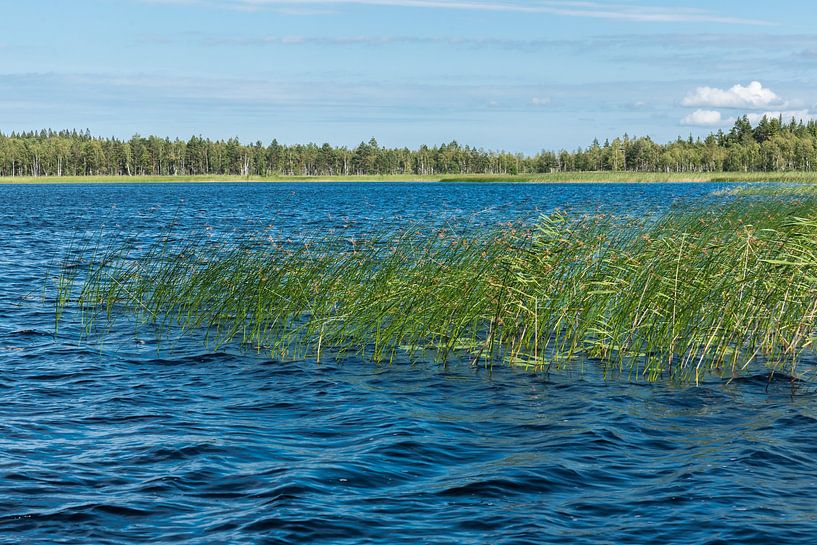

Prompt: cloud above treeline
[
  {"left": 681, "top": 109, "right": 724, "bottom": 127},
  {"left": 678, "top": 81, "right": 817, "bottom": 128},
  {"left": 745, "top": 110, "right": 817, "bottom": 124},
  {"left": 681, "top": 81, "right": 780, "bottom": 109}
]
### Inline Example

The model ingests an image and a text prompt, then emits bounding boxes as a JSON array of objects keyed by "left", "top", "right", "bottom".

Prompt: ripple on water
[{"left": 2, "top": 182, "right": 817, "bottom": 544}]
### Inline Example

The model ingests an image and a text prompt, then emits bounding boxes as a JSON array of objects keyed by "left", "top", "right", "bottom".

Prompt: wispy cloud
[
  {"left": 140, "top": 0, "right": 772, "bottom": 25},
  {"left": 193, "top": 34, "right": 570, "bottom": 50},
  {"left": 583, "top": 32, "right": 817, "bottom": 50},
  {"left": 0, "top": 71, "right": 687, "bottom": 120},
  {"left": 156, "top": 31, "right": 817, "bottom": 51},
  {"left": 796, "top": 49, "right": 817, "bottom": 61}
]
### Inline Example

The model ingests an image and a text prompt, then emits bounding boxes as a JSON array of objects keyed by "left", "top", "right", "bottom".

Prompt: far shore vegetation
[
  {"left": 4, "top": 115, "right": 817, "bottom": 181},
  {"left": 5, "top": 172, "right": 817, "bottom": 184}
]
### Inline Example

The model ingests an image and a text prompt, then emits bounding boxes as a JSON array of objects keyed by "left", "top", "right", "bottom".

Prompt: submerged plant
[{"left": 54, "top": 192, "right": 817, "bottom": 383}]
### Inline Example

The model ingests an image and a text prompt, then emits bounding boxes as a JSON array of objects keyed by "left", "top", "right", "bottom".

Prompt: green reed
[{"left": 54, "top": 193, "right": 817, "bottom": 383}]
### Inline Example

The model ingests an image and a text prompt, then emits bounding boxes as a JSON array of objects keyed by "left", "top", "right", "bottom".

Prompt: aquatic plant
[
  {"left": 715, "top": 183, "right": 817, "bottom": 197},
  {"left": 55, "top": 192, "right": 817, "bottom": 383}
]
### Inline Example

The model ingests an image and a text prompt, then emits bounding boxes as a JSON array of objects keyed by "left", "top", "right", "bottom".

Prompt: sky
[{"left": 1, "top": 0, "right": 816, "bottom": 152}]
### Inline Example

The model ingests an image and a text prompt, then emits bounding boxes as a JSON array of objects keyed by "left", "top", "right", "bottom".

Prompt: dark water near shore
[{"left": 2, "top": 182, "right": 817, "bottom": 544}]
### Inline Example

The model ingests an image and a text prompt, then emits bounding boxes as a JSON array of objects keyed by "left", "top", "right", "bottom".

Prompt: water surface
[{"left": 2, "top": 182, "right": 816, "bottom": 544}]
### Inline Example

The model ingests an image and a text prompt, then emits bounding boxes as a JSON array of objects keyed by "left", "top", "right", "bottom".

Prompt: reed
[{"left": 54, "top": 191, "right": 817, "bottom": 383}]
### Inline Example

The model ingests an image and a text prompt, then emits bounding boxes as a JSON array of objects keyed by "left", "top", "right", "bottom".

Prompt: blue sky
[{"left": 1, "top": 0, "right": 816, "bottom": 152}]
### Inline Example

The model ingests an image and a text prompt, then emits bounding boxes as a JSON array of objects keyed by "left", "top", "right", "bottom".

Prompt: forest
[{"left": 1, "top": 115, "right": 816, "bottom": 177}]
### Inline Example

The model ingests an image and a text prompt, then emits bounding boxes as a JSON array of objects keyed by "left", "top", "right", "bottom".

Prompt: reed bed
[
  {"left": 716, "top": 183, "right": 817, "bottom": 197},
  {"left": 9, "top": 171, "right": 817, "bottom": 185},
  {"left": 55, "top": 193, "right": 817, "bottom": 383}
]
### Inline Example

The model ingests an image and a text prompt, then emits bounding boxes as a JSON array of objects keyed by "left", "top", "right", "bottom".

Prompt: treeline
[{"left": 2, "top": 115, "right": 817, "bottom": 177}]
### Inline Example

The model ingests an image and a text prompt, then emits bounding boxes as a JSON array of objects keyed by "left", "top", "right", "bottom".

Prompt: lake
[{"left": 2, "top": 182, "right": 816, "bottom": 544}]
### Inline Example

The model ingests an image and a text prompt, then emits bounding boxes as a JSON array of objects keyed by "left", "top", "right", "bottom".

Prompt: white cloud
[
  {"left": 681, "top": 109, "right": 730, "bottom": 127},
  {"left": 681, "top": 81, "right": 780, "bottom": 109},
  {"left": 746, "top": 110, "right": 817, "bottom": 123},
  {"left": 530, "top": 96, "right": 550, "bottom": 106},
  {"left": 680, "top": 108, "right": 817, "bottom": 129}
]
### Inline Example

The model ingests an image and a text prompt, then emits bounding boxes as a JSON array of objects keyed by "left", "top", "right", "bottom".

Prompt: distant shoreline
[{"left": 2, "top": 172, "right": 817, "bottom": 185}]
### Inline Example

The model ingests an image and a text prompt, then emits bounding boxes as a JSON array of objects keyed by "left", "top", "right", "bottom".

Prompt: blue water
[{"left": 2, "top": 182, "right": 817, "bottom": 544}]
